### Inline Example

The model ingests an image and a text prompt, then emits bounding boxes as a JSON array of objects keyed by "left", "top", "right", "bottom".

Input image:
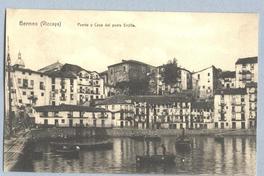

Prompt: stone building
[
  {"left": 235, "top": 56, "right": 258, "bottom": 88},
  {"left": 107, "top": 59, "right": 155, "bottom": 86}
]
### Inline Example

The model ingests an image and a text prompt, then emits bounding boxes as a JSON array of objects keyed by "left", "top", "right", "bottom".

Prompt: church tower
[{"left": 14, "top": 51, "right": 25, "bottom": 68}]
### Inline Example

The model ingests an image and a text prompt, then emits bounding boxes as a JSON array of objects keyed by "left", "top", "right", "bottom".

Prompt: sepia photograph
[{"left": 4, "top": 9, "right": 258, "bottom": 175}]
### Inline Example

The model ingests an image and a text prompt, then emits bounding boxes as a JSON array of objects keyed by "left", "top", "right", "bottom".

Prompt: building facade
[
  {"left": 219, "top": 71, "right": 236, "bottom": 89},
  {"left": 235, "top": 57, "right": 258, "bottom": 88}
]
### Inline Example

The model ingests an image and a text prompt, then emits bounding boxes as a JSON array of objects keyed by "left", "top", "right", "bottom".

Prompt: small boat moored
[
  {"left": 55, "top": 145, "right": 80, "bottom": 158},
  {"left": 175, "top": 128, "right": 192, "bottom": 152}
]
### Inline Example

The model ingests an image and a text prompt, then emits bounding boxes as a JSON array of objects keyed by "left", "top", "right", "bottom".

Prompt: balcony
[{"left": 218, "top": 109, "right": 226, "bottom": 114}]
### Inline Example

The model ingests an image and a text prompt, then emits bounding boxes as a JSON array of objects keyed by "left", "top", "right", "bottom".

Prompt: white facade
[{"left": 192, "top": 66, "right": 218, "bottom": 99}]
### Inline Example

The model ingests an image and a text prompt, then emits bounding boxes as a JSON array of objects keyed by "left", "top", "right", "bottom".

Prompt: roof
[
  {"left": 215, "top": 88, "right": 247, "bottom": 95},
  {"left": 245, "top": 82, "right": 257, "bottom": 88},
  {"left": 235, "top": 57, "right": 257, "bottom": 65},
  {"left": 38, "top": 61, "right": 63, "bottom": 73},
  {"left": 192, "top": 101, "right": 214, "bottom": 109},
  {"left": 220, "top": 71, "right": 236, "bottom": 78},
  {"left": 95, "top": 95, "right": 133, "bottom": 105},
  {"left": 12, "top": 66, "right": 48, "bottom": 76},
  {"left": 157, "top": 65, "right": 191, "bottom": 73},
  {"left": 108, "top": 59, "right": 152, "bottom": 68},
  {"left": 45, "top": 70, "right": 77, "bottom": 78},
  {"left": 132, "top": 95, "right": 192, "bottom": 104},
  {"left": 34, "top": 104, "right": 109, "bottom": 112},
  {"left": 192, "top": 65, "right": 217, "bottom": 74}
]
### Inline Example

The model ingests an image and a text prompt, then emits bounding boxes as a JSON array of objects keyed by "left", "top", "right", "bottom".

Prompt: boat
[
  {"left": 55, "top": 145, "right": 80, "bottom": 158},
  {"left": 144, "top": 134, "right": 161, "bottom": 141},
  {"left": 175, "top": 128, "right": 192, "bottom": 151},
  {"left": 136, "top": 155, "right": 175, "bottom": 165},
  {"left": 50, "top": 140, "right": 113, "bottom": 150},
  {"left": 214, "top": 134, "right": 224, "bottom": 143}
]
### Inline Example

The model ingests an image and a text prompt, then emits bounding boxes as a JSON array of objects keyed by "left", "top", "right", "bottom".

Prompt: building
[
  {"left": 39, "top": 63, "right": 105, "bottom": 105},
  {"left": 107, "top": 59, "right": 155, "bottom": 86},
  {"left": 10, "top": 53, "right": 51, "bottom": 108},
  {"left": 235, "top": 56, "right": 258, "bottom": 88},
  {"left": 219, "top": 71, "right": 236, "bottom": 89},
  {"left": 95, "top": 95, "right": 134, "bottom": 128},
  {"left": 214, "top": 88, "right": 249, "bottom": 129},
  {"left": 34, "top": 104, "right": 112, "bottom": 127},
  {"left": 192, "top": 65, "right": 220, "bottom": 99},
  {"left": 191, "top": 101, "right": 214, "bottom": 129},
  {"left": 245, "top": 82, "right": 257, "bottom": 128}
]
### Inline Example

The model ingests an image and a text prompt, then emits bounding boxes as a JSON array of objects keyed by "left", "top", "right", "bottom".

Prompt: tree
[{"left": 162, "top": 58, "right": 181, "bottom": 85}]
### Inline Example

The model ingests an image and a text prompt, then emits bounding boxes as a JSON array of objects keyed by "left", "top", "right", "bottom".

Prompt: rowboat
[{"left": 136, "top": 155, "right": 175, "bottom": 165}]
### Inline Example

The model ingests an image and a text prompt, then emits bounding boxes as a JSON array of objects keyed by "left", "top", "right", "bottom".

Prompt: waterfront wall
[{"left": 30, "top": 127, "right": 256, "bottom": 139}]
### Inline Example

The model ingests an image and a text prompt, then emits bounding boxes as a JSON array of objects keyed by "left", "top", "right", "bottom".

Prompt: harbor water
[{"left": 13, "top": 136, "right": 256, "bottom": 175}]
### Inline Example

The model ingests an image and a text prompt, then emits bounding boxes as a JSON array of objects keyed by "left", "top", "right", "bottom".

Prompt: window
[
  {"left": 40, "top": 74, "right": 43, "bottom": 77},
  {"left": 31, "top": 91, "right": 34, "bottom": 95},
  {"left": 208, "top": 73, "right": 210, "bottom": 76},
  {"left": 22, "top": 72, "right": 25, "bottom": 75},
  {"left": 197, "top": 74, "right": 200, "bottom": 79},
  {"left": 40, "top": 82, "right": 45, "bottom": 90},
  {"left": 61, "top": 119, "right": 65, "bottom": 123},
  {"left": 19, "top": 99, "right": 22, "bottom": 103},
  {"left": 96, "top": 88, "right": 99, "bottom": 94},
  {"left": 23, "top": 91, "right": 26, "bottom": 95},
  {"left": 70, "top": 79, "right": 74, "bottom": 85},
  {"left": 18, "top": 78, "right": 21, "bottom": 84},
  {"left": 41, "top": 92, "right": 44, "bottom": 96},
  {"left": 70, "top": 94, "right": 74, "bottom": 100},
  {"left": 52, "top": 85, "right": 55, "bottom": 91},
  {"left": 23, "top": 79, "right": 28, "bottom": 88},
  {"left": 52, "top": 77, "right": 55, "bottom": 84},
  {"left": 30, "top": 80, "right": 34, "bottom": 87},
  {"left": 112, "top": 113, "right": 115, "bottom": 120},
  {"left": 123, "top": 66, "right": 126, "bottom": 72}
]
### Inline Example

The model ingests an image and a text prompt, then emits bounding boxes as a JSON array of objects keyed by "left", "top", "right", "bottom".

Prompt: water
[{"left": 18, "top": 136, "right": 256, "bottom": 175}]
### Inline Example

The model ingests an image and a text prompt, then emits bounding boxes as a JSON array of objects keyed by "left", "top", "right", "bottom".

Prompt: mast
[{"left": 7, "top": 37, "right": 13, "bottom": 136}]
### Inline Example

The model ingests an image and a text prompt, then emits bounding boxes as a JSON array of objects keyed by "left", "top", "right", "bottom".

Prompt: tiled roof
[
  {"left": 45, "top": 70, "right": 77, "bottom": 78},
  {"left": 192, "top": 101, "right": 214, "bottom": 109},
  {"left": 34, "top": 104, "right": 108, "bottom": 112},
  {"left": 108, "top": 59, "right": 152, "bottom": 68},
  {"left": 215, "top": 88, "right": 247, "bottom": 95},
  {"left": 220, "top": 71, "right": 236, "bottom": 78},
  {"left": 38, "top": 61, "right": 63, "bottom": 72},
  {"left": 235, "top": 57, "right": 257, "bottom": 65}
]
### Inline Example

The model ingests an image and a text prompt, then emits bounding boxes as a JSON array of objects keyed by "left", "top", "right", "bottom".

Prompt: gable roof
[
  {"left": 108, "top": 59, "right": 152, "bottom": 68},
  {"left": 235, "top": 57, "right": 257, "bottom": 65}
]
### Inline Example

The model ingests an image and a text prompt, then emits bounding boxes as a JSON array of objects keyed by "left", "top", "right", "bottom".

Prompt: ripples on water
[{"left": 26, "top": 136, "right": 256, "bottom": 175}]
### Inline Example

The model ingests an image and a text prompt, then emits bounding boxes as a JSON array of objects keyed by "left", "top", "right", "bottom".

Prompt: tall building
[
  {"left": 39, "top": 63, "right": 105, "bottom": 105},
  {"left": 214, "top": 88, "right": 249, "bottom": 129},
  {"left": 235, "top": 56, "right": 258, "bottom": 88}
]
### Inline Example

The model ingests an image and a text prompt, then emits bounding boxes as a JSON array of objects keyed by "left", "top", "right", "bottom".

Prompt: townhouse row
[{"left": 33, "top": 85, "right": 256, "bottom": 129}]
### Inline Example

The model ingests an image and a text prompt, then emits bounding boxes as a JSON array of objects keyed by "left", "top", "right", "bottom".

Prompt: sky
[{"left": 6, "top": 9, "right": 258, "bottom": 73}]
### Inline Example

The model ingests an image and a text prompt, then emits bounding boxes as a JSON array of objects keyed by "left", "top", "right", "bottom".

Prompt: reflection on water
[{"left": 25, "top": 136, "right": 256, "bottom": 175}]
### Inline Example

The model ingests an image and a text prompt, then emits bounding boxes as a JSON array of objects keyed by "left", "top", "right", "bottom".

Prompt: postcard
[{"left": 3, "top": 9, "right": 258, "bottom": 175}]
